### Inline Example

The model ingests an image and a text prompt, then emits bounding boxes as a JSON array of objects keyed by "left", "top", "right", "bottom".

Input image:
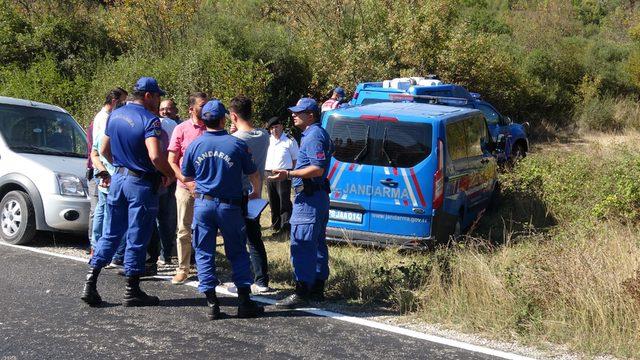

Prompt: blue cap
[
  {"left": 334, "top": 87, "right": 345, "bottom": 98},
  {"left": 288, "top": 97, "right": 319, "bottom": 113},
  {"left": 201, "top": 99, "right": 228, "bottom": 121},
  {"left": 133, "top": 77, "right": 166, "bottom": 96}
]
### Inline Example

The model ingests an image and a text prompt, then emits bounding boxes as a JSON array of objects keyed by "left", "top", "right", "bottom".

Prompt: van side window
[
  {"left": 445, "top": 120, "right": 466, "bottom": 161},
  {"left": 466, "top": 116, "right": 486, "bottom": 157}
]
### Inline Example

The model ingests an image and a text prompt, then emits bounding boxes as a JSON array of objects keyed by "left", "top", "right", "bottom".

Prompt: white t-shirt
[
  {"left": 91, "top": 107, "right": 112, "bottom": 194},
  {"left": 265, "top": 133, "right": 299, "bottom": 171}
]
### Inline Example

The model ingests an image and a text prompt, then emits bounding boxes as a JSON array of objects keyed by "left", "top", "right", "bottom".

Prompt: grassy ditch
[{"left": 217, "top": 135, "right": 640, "bottom": 357}]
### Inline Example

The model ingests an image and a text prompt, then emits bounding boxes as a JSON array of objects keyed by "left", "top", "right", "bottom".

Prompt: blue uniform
[
  {"left": 290, "top": 123, "right": 333, "bottom": 285},
  {"left": 90, "top": 103, "right": 162, "bottom": 276},
  {"left": 182, "top": 130, "right": 257, "bottom": 293}
]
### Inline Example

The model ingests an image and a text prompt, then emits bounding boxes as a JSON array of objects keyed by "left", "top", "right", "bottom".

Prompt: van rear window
[
  {"left": 326, "top": 115, "right": 432, "bottom": 168},
  {"left": 383, "top": 122, "right": 432, "bottom": 168}
]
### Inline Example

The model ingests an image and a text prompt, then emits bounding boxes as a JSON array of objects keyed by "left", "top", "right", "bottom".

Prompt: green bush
[{"left": 78, "top": 38, "right": 273, "bottom": 126}]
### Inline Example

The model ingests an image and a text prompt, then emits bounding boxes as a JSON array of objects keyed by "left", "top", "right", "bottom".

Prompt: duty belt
[
  {"left": 294, "top": 183, "right": 324, "bottom": 195},
  {"left": 116, "top": 167, "right": 143, "bottom": 178},
  {"left": 195, "top": 193, "right": 242, "bottom": 206}
]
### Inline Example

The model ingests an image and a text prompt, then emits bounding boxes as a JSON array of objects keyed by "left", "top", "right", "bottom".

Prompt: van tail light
[
  {"left": 433, "top": 139, "right": 444, "bottom": 209},
  {"left": 359, "top": 114, "right": 398, "bottom": 122},
  {"left": 353, "top": 91, "right": 359, "bottom": 100}
]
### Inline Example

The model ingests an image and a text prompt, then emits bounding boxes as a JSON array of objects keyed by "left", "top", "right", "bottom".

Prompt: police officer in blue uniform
[
  {"left": 181, "top": 99, "right": 264, "bottom": 320},
  {"left": 81, "top": 77, "right": 175, "bottom": 307},
  {"left": 269, "top": 98, "right": 333, "bottom": 308}
]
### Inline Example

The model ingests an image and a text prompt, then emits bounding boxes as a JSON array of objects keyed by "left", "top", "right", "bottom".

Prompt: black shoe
[
  {"left": 124, "top": 275, "right": 159, "bottom": 307},
  {"left": 275, "top": 282, "right": 309, "bottom": 309},
  {"left": 81, "top": 268, "right": 102, "bottom": 307},
  {"left": 237, "top": 287, "right": 264, "bottom": 318},
  {"left": 309, "top": 280, "right": 325, "bottom": 302},
  {"left": 273, "top": 228, "right": 289, "bottom": 239},
  {"left": 111, "top": 258, "right": 124, "bottom": 266},
  {"left": 205, "top": 290, "right": 221, "bottom": 320}
]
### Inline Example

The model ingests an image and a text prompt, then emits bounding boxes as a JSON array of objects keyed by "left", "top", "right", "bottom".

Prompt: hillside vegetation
[{"left": 1, "top": 0, "right": 640, "bottom": 132}]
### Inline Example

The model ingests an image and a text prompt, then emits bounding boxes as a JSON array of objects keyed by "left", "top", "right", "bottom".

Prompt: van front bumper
[
  {"left": 41, "top": 194, "right": 90, "bottom": 233},
  {"left": 326, "top": 227, "right": 434, "bottom": 249}
]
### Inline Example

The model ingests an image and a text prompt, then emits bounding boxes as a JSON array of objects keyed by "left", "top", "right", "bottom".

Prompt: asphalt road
[{"left": 0, "top": 245, "right": 498, "bottom": 360}]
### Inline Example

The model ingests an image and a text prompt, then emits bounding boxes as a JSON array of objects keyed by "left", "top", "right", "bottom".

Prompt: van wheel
[
  {"left": 0, "top": 190, "right": 37, "bottom": 245},
  {"left": 446, "top": 215, "right": 463, "bottom": 245},
  {"left": 510, "top": 142, "right": 526, "bottom": 163}
]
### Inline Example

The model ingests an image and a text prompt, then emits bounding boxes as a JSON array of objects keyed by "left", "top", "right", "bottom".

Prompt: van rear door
[
  {"left": 324, "top": 115, "right": 376, "bottom": 233},
  {"left": 369, "top": 119, "right": 435, "bottom": 241}
]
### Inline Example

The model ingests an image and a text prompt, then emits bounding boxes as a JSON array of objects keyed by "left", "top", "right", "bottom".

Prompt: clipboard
[{"left": 246, "top": 198, "right": 268, "bottom": 220}]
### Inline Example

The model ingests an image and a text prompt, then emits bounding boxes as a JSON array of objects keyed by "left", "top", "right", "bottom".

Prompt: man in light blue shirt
[{"left": 90, "top": 88, "right": 127, "bottom": 266}]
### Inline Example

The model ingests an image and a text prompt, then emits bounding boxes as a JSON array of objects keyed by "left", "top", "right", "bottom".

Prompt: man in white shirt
[{"left": 264, "top": 116, "right": 298, "bottom": 236}]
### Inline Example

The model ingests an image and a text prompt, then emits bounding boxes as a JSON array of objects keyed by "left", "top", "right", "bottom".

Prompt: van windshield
[
  {"left": 0, "top": 103, "right": 87, "bottom": 158},
  {"left": 326, "top": 115, "right": 432, "bottom": 168}
]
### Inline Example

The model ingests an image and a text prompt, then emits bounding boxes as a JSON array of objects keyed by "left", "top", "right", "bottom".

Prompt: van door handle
[{"left": 380, "top": 179, "right": 398, "bottom": 187}]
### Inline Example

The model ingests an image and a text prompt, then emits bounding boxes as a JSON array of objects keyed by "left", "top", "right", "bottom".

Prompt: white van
[{"left": 0, "top": 96, "right": 90, "bottom": 245}]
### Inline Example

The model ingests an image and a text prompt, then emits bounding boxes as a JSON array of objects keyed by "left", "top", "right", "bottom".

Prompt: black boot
[
  {"left": 275, "top": 282, "right": 309, "bottom": 309},
  {"left": 81, "top": 267, "right": 102, "bottom": 306},
  {"left": 123, "top": 275, "right": 159, "bottom": 307},
  {"left": 237, "top": 287, "right": 265, "bottom": 318},
  {"left": 205, "top": 290, "right": 221, "bottom": 320},
  {"left": 309, "top": 279, "right": 325, "bottom": 302}
]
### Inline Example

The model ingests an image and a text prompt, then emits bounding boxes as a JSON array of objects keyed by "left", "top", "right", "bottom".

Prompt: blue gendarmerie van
[
  {"left": 322, "top": 102, "right": 498, "bottom": 248},
  {"left": 348, "top": 78, "right": 529, "bottom": 163}
]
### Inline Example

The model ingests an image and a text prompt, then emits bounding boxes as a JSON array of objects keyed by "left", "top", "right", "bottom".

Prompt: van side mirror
[{"left": 505, "top": 116, "right": 512, "bottom": 124}]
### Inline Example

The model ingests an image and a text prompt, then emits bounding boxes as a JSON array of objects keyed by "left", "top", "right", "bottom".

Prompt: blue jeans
[
  {"left": 91, "top": 188, "right": 126, "bottom": 262},
  {"left": 90, "top": 172, "right": 159, "bottom": 276},
  {"left": 192, "top": 197, "right": 253, "bottom": 293}
]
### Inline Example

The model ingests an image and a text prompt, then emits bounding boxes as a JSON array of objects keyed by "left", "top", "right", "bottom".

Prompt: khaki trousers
[{"left": 175, "top": 186, "right": 195, "bottom": 275}]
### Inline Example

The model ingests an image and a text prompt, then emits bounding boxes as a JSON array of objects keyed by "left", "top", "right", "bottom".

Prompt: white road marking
[{"left": 0, "top": 241, "right": 535, "bottom": 360}]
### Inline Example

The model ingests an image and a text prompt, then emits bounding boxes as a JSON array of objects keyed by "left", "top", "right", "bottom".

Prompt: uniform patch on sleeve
[
  {"left": 154, "top": 128, "right": 162, "bottom": 136},
  {"left": 313, "top": 142, "right": 326, "bottom": 160}
]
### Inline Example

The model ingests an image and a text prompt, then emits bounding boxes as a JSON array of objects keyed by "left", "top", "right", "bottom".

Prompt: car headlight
[{"left": 56, "top": 173, "right": 86, "bottom": 197}]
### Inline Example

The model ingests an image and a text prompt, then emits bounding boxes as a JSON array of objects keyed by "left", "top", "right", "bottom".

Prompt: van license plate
[{"left": 329, "top": 209, "right": 363, "bottom": 224}]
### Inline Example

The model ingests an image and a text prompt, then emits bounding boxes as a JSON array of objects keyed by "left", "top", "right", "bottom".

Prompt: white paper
[{"left": 246, "top": 198, "right": 268, "bottom": 220}]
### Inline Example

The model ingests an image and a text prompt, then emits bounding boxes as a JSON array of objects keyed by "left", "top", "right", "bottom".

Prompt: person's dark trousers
[
  {"left": 157, "top": 182, "right": 177, "bottom": 261},
  {"left": 266, "top": 171, "right": 292, "bottom": 231},
  {"left": 146, "top": 226, "right": 160, "bottom": 267},
  {"left": 245, "top": 215, "right": 269, "bottom": 287}
]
